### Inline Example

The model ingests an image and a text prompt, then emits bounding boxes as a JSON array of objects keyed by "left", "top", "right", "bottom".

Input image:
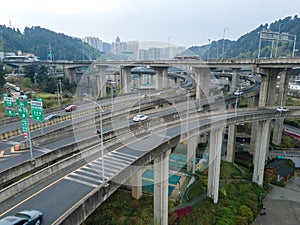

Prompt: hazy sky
[{"left": 0, "top": 0, "right": 299, "bottom": 47}]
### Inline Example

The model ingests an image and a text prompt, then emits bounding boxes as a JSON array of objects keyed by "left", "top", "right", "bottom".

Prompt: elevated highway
[{"left": 0, "top": 106, "right": 299, "bottom": 224}]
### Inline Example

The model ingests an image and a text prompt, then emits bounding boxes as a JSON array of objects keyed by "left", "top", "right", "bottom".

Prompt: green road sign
[
  {"left": 4, "top": 97, "right": 16, "bottom": 116},
  {"left": 32, "top": 110, "right": 44, "bottom": 122},
  {"left": 21, "top": 119, "right": 29, "bottom": 132},
  {"left": 31, "top": 100, "right": 44, "bottom": 122},
  {"left": 5, "top": 106, "right": 16, "bottom": 116},
  {"left": 16, "top": 97, "right": 28, "bottom": 107},
  {"left": 18, "top": 107, "right": 29, "bottom": 119}
]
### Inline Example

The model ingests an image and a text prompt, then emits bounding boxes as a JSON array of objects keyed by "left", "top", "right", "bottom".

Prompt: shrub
[{"left": 238, "top": 205, "right": 253, "bottom": 223}]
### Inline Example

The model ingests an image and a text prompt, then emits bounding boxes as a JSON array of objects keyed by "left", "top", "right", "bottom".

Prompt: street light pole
[
  {"left": 222, "top": 28, "right": 228, "bottom": 60},
  {"left": 85, "top": 98, "right": 105, "bottom": 184},
  {"left": 207, "top": 39, "right": 211, "bottom": 60},
  {"left": 235, "top": 94, "right": 238, "bottom": 114},
  {"left": 275, "top": 23, "right": 283, "bottom": 58}
]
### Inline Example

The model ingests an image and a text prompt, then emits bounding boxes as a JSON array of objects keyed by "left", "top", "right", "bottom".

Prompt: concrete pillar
[
  {"left": 250, "top": 122, "right": 258, "bottom": 152},
  {"left": 257, "top": 68, "right": 282, "bottom": 107},
  {"left": 187, "top": 135, "right": 199, "bottom": 173},
  {"left": 154, "top": 149, "right": 171, "bottom": 225},
  {"left": 94, "top": 66, "right": 108, "bottom": 98},
  {"left": 230, "top": 69, "right": 240, "bottom": 92},
  {"left": 193, "top": 67, "right": 210, "bottom": 100},
  {"left": 272, "top": 69, "right": 290, "bottom": 145},
  {"left": 63, "top": 67, "right": 78, "bottom": 84},
  {"left": 153, "top": 67, "right": 168, "bottom": 90},
  {"left": 131, "top": 169, "right": 143, "bottom": 200},
  {"left": 252, "top": 120, "right": 271, "bottom": 185},
  {"left": 226, "top": 125, "right": 236, "bottom": 162},
  {"left": 120, "top": 66, "right": 133, "bottom": 94},
  {"left": 207, "top": 127, "right": 224, "bottom": 203}
]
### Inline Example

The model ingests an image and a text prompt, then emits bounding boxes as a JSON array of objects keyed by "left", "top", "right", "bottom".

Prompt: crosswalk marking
[{"left": 64, "top": 176, "right": 99, "bottom": 188}]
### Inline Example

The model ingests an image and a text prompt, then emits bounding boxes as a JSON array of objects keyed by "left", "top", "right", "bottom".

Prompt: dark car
[
  {"left": 0, "top": 210, "right": 43, "bottom": 225},
  {"left": 65, "top": 104, "right": 77, "bottom": 112},
  {"left": 44, "top": 114, "right": 61, "bottom": 121}
]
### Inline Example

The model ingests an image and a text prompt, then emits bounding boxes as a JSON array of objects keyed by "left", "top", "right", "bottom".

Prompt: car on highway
[
  {"left": 234, "top": 90, "right": 244, "bottom": 96},
  {"left": 0, "top": 210, "right": 42, "bottom": 225},
  {"left": 65, "top": 104, "right": 77, "bottom": 112},
  {"left": 276, "top": 107, "right": 289, "bottom": 112},
  {"left": 44, "top": 114, "right": 61, "bottom": 121},
  {"left": 133, "top": 115, "right": 149, "bottom": 122}
]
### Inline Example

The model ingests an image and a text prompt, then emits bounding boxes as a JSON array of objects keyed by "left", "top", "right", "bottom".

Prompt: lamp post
[
  {"left": 235, "top": 93, "right": 239, "bottom": 114},
  {"left": 207, "top": 39, "right": 211, "bottom": 60},
  {"left": 275, "top": 23, "right": 283, "bottom": 58},
  {"left": 222, "top": 28, "right": 228, "bottom": 60},
  {"left": 84, "top": 98, "right": 105, "bottom": 184}
]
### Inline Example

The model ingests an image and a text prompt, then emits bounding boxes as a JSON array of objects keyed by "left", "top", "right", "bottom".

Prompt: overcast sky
[{"left": 0, "top": 0, "right": 299, "bottom": 47}]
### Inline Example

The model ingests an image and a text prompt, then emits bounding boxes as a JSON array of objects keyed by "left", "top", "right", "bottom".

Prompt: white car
[
  {"left": 276, "top": 107, "right": 289, "bottom": 112},
  {"left": 234, "top": 90, "right": 244, "bottom": 96},
  {"left": 133, "top": 115, "right": 149, "bottom": 122}
]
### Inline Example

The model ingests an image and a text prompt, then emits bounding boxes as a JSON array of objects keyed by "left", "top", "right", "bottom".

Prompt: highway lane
[
  {"left": 0, "top": 84, "right": 257, "bottom": 175},
  {"left": 0, "top": 108, "right": 293, "bottom": 224}
]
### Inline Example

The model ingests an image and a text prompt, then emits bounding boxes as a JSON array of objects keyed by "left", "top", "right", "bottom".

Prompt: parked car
[
  {"left": 0, "top": 210, "right": 43, "bottom": 225},
  {"left": 133, "top": 115, "right": 149, "bottom": 122},
  {"left": 45, "top": 114, "right": 60, "bottom": 121},
  {"left": 276, "top": 107, "right": 289, "bottom": 112},
  {"left": 65, "top": 104, "right": 77, "bottom": 112}
]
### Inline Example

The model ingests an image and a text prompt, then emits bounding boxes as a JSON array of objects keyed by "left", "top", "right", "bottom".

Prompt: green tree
[
  {"left": 22, "top": 77, "right": 33, "bottom": 88},
  {"left": 0, "top": 62, "right": 6, "bottom": 93},
  {"left": 238, "top": 205, "right": 253, "bottom": 223}
]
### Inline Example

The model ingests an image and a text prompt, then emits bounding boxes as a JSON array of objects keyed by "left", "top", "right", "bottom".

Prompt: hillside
[
  {"left": 0, "top": 26, "right": 102, "bottom": 60},
  {"left": 184, "top": 15, "right": 300, "bottom": 59}
]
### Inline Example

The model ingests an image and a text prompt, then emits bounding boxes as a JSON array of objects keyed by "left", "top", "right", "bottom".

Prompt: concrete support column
[
  {"left": 154, "top": 149, "right": 171, "bottom": 225},
  {"left": 153, "top": 67, "right": 168, "bottom": 90},
  {"left": 94, "top": 65, "right": 108, "bottom": 98},
  {"left": 193, "top": 67, "right": 210, "bottom": 100},
  {"left": 226, "top": 125, "right": 236, "bottom": 162},
  {"left": 257, "top": 68, "right": 282, "bottom": 107},
  {"left": 230, "top": 69, "right": 240, "bottom": 92},
  {"left": 252, "top": 120, "right": 271, "bottom": 185},
  {"left": 187, "top": 135, "right": 199, "bottom": 174},
  {"left": 248, "top": 95, "right": 259, "bottom": 108},
  {"left": 131, "top": 169, "right": 143, "bottom": 200},
  {"left": 99, "top": 72, "right": 107, "bottom": 97},
  {"left": 250, "top": 122, "right": 258, "bottom": 152},
  {"left": 207, "top": 127, "right": 224, "bottom": 203},
  {"left": 120, "top": 66, "right": 133, "bottom": 94},
  {"left": 272, "top": 69, "right": 290, "bottom": 145},
  {"left": 64, "top": 67, "right": 78, "bottom": 84}
]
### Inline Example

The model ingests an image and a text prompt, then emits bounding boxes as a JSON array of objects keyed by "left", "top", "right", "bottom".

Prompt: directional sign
[
  {"left": 4, "top": 97, "right": 16, "bottom": 116},
  {"left": 31, "top": 100, "right": 44, "bottom": 122},
  {"left": 21, "top": 119, "right": 29, "bottom": 132},
  {"left": 18, "top": 106, "right": 29, "bottom": 119},
  {"left": 16, "top": 97, "right": 28, "bottom": 107}
]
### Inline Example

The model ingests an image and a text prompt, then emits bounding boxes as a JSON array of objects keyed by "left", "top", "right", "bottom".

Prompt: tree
[
  {"left": 0, "top": 62, "right": 6, "bottom": 93},
  {"left": 22, "top": 77, "right": 33, "bottom": 88}
]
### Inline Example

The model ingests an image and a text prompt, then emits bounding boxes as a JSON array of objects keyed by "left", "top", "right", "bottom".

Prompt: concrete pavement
[{"left": 253, "top": 174, "right": 300, "bottom": 225}]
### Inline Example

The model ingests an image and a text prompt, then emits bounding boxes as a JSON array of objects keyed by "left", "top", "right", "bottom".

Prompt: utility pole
[
  {"left": 48, "top": 43, "right": 53, "bottom": 61},
  {"left": 222, "top": 28, "right": 228, "bottom": 60},
  {"left": 275, "top": 23, "right": 283, "bottom": 58}
]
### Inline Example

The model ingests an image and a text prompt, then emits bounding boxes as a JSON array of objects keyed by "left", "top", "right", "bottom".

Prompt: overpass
[{"left": 1, "top": 58, "right": 300, "bottom": 224}]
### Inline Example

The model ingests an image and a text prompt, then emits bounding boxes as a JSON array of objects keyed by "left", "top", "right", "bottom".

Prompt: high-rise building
[
  {"left": 148, "top": 47, "right": 162, "bottom": 60},
  {"left": 83, "top": 37, "right": 103, "bottom": 51}
]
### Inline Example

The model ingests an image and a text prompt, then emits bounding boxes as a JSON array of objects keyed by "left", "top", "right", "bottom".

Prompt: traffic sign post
[
  {"left": 4, "top": 96, "right": 16, "bottom": 117},
  {"left": 31, "top": 100, "right": 44, "bottom": 122},
  {"left": 16, "top": 96, "right": 33, "bottom": 159},
  {"left": 18, "top": 106, "right": 29, "bottom": 119},
  {"left": 21, "top": 119, "right": 29, "bottom": 132}
]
